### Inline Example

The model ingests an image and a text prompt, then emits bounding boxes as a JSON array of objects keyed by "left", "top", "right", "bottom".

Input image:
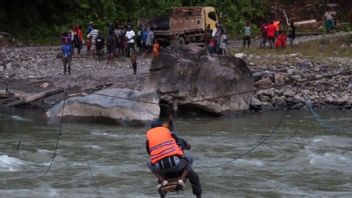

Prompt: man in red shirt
[{"left": 266, "top": 21, "right": 276, "bottom": 48}]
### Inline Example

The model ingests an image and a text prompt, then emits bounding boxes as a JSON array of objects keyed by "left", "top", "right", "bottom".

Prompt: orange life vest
[{"left": 146, "top": 127, "right": 184, "bottom": 164}]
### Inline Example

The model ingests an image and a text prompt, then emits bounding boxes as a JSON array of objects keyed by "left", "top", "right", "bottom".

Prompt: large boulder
[
  {"left": 143, "top": 45, "right": 256, "bottom": 114},
  {"left": 46, "top": 88, "right": 160, "bottom": 124}
]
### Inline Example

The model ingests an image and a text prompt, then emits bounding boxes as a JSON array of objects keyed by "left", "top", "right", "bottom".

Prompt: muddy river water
[{"left": 0, "top": 109, "right": 351, "bottom": 198}]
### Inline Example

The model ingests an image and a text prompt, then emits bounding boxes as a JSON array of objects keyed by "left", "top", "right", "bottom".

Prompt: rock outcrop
[
  {"left": 143, "top": 45, "right": 256, "bottom": 114},
  {"left": 46, "top": 88, "right": 160, "bottom": 124}
]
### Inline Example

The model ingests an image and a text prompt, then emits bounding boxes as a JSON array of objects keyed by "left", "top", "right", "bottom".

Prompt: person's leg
[
  {"left": 133, "top": 63, "right": 137, "bottom": 74},
  {"left": 183, "top": 157, "right": 202, "bottom": 197},
  {"left": 62, "top": 58, "right": 67, "bottom": 75},
  {"left": 67, "top": 56, "right": 71, "bottom": 74},
  {"left": 248, "top": 37, "right": 251, "bottom": 48}
]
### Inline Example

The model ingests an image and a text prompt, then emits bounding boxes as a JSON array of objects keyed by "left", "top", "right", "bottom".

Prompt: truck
[{"left": 139, "top": 6, "right": 218, "bottom": 45}]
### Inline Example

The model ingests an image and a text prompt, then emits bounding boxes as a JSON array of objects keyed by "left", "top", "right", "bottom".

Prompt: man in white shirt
[
  {"left": 90, "top": 26, "right": 99, "bottom": 56},
  {"left": 125, "top": 25, "right": 135, "bottom": 56}
]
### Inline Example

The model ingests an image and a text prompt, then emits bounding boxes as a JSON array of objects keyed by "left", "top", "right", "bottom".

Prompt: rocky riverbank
[
  {"left": 1, "top": 32, "right": 352, "bottom": 113},
  {"left": 0, "top": 46, "right": 151, "bottom": 109},
  {"left": 249, "top": 53, "right": 352, "bottom": 110}
]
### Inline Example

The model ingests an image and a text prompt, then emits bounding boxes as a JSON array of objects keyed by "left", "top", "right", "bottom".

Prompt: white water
[{"left": 0, "top": 110, "right": 352, "bottom": 197}]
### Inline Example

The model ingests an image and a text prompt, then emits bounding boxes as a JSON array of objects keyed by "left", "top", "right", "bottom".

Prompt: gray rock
[
  {"left": 283, "top": 88, "right": 295, "bottom": 97},
  {"left": 145, "top": 45, "right": 255, "bottom": 114},
  {"left": 293, "top": 95, "right": 304, "bottom": 103},
  {"left": 273, "top": 96, "right": 286, "bottom": 107},
  {"left": 235, "top": 53, "right": 247, "bottom": 59},
  {"left": 260, "top": 89, "right": 275, "bottom": 97},
  {"left": 274, "top": 72, "right": 285, "bottom": 85},
  {"left": 255, "top": 77, "right": 273, "bottom": 89},
  {"left": 5, "top": 62, "right": 12, "bottom": 69},
  {"left": 290, "top": 102, "right": 304, "bottom": 110},
  {"left": 46, "top": 88, "right": 160, "bottom": 124},
  {"left": 261, "top": 102, "right": 273, "bottom": 111},
  {"left": 0, "top": 65, "right": 4, "bottom": 72},
  {"left": 259, "top": 95, "right": 271, "bottom": 102},
  {"left": 252, "top": 71, "right": 264, "bottom": 81}
]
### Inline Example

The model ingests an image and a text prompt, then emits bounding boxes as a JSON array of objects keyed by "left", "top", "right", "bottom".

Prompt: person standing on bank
[
  {"left": 106, "top": 30, "right": 116, "bottom": 64},
  {"left": 125, "top": 25, "right": 135, "bottom": 57},
  {"left": 243, "top": 21, "right": 251, "bottom": 48},
  {"left": 95, "top": 32, "right": 105, "bottom": 60},
  {"left": 61, "top": 38, "right": 73, "bottom": 75},
  {"left": 288, "top": 20, "right": 296, "bottom": 47}
]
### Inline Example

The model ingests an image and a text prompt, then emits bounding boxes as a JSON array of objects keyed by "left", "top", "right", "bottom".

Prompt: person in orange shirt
[
  {"left": 266, "top": 21, "right": 276, "bottom": 48},
  {"left": 152, "top": 40, "right": 160, "bottom": 58}
]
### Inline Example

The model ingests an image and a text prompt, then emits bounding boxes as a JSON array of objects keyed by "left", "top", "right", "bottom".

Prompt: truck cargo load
[{"left": 139, "top": 6, "right": 218, "bottom": 45}]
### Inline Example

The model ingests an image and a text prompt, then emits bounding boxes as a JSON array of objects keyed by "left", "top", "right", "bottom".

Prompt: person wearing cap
[
  {"left": 146, "top": 119, "right": 202, "bottom": 198},
  {"left": 87, "top": 22, "right": 94, "bottom": 34}
]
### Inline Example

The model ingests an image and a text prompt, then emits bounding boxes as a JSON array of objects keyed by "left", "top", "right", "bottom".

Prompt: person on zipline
[{"left": 145, "top": 118, "right": 202, "bottom": 198}]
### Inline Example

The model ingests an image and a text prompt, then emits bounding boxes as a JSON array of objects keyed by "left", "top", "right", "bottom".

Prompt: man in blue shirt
[{"left": 62, "top": 39, "right": 73, "bottom": 75}]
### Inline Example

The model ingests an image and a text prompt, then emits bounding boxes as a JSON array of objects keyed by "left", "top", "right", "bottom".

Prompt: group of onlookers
[
  {"left": 59, "top": 21, "right": 162, "bottom": 75},
  {"left": 244, "top": 19, "right": 296, "bottom": 49},
  {"left": 259, "top": 20, "right": 295, "bottom": 49},
  {"left": 206, "top": 23, "right": 228, "bottom": 55}
]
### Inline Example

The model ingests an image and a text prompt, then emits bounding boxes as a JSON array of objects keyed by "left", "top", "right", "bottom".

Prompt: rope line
[
  {"left": 86, "top": 70, "right": 351, "bottom": 107},
  {"left": 304, "top": 96, "right": 352, "bottom": 132},
  {"left": 199, "top": 109, "right": 289, "bottom": 168},
  {"left": 68, "top": 102, "right": 103, "bottom": 198},
  {"left": 0, "top": 70, "right": 351, "bottom": 111},
  {"left": 42, "top": 90, "right": 67, "bottom": 177}
]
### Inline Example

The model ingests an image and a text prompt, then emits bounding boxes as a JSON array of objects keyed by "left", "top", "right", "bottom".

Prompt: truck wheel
[{"left": 177, "top": 37, "right": 186, "bottom": 45}]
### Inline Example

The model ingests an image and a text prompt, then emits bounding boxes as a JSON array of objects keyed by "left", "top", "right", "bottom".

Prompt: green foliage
[{"left": 0, "top": 0, "right": 268, "bottom": 43}]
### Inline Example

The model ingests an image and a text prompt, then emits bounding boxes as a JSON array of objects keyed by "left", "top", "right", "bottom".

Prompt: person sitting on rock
[
  {"left": 61, "top": 38, "right": 73, "bottom": 75},
  {"left": 146, "top": 119, "right": 202, "bottom": 198}
]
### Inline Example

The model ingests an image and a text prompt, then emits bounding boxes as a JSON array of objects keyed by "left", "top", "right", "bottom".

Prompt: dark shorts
[
  {"left": 128, "top": 43, "right": 135, "bottom": 50},
  {"left": 243, "top": 36, "right": 251, "bottom": 41},
  {"left": 107, "top": 46, "right": 115, "bottom": 54},
  {"left": 62, "top": 56, "right": 72, "bottom": 64}
]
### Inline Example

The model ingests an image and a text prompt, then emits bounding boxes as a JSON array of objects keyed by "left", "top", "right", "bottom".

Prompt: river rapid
[{"left": 0, "top": 109, "right": 352, "bottom": 198}]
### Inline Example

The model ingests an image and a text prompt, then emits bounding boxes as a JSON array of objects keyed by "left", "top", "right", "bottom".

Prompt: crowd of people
[
  {"left": 59, "top": 22, "right": 161, "bottom": 75},
  {"left": 206, "top": 23, "right": 228, "bottom": 55},
  {"left": 244, "top": 19, "right": 296, "bottom": 49},
  {"left": 60, "top": 12, "right": 340, "bottom": 76}
]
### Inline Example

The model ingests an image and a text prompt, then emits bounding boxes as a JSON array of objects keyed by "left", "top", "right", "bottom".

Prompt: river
[{"left": 0, "top": 109, "right": 351, "bottom": 198}]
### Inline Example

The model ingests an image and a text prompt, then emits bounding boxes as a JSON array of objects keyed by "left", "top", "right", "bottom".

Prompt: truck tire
[{"left": 177, "top": 37, "right": 186, "bottom": 45}]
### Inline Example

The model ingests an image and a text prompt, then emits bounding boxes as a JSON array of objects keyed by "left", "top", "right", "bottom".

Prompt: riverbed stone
[
  {"left": 46, "top": 88, "right": 160, "bottom": 124},
  {"left": 255, "top": 77, "right": 273, "bottom": 89},
  {"left": 283, "top": 88, "right": 295, "bottom": 97},
  {"left": 273, "top": 96, "right": 287, "bottom": 107},
  {"left": 274, "top": 72, "right": 285, "bottom": 85}
]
